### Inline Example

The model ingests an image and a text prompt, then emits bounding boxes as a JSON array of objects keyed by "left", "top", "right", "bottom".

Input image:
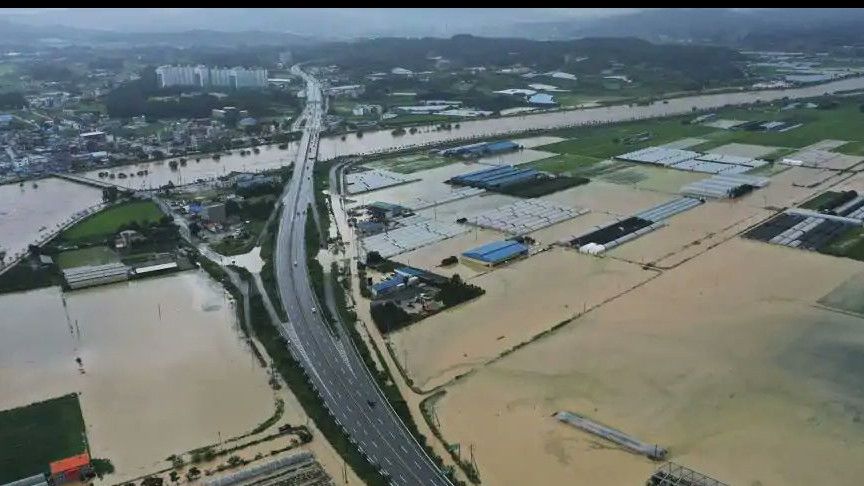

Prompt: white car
[
  {"left": 293, "top": 261, "right": 298, "bottom": 266},
  {"left": 311, "top": 307, "right": 317, "bottom": 313}
]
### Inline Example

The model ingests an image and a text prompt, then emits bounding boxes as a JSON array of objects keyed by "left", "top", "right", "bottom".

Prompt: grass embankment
[
  {"left": 259, "top": 209, "right": 287, "bottom": 321},
  {"left": 55, "top": 246, "right": 121, "bottom": 269},
  {"left": 0, "top": 394, "right": 89, "bottom": 482},
  {"left": 60, "top": 200, "right": 163, "bottom": 244}
]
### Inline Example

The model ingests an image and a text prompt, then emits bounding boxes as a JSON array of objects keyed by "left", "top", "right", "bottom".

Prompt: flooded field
[
  {"left": 596, "top": 164, "right": 706, "bottom": 194},
  {"left": 609, "top": 200, "right": 773, "bottom": 267},
  {"left": 345, "top": 161, "right": 483, "bottom": 209},
  {"left": 389, "top": 248, "right": 654, "bottom": 390},
  {"left": 319, "top": 76, "right": 864, "bottom": 160},
  {"left": 81, "top": 144, "right": 298, "bottom": 190},
  {"left": 542, "top": 180, "right": 672, "bottom": 217},
  {"left": 474, "top": 148, "right": 556, "bottom": 167},
  {"left": 0, "top": 178, "right": 103, "bottom": 264},
  {"left": 432, "top": 239, "right": 864, "bottom": 486},
  {"left": 0, "top": 272, "right": 277, "bottom": 480}
]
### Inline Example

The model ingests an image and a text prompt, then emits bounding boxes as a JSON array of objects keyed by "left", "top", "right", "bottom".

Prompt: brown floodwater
[
  {"left": 433, "top": 239, "right": 864, "bottom": 486},
  {"left": 0, "top": 178, "right": 103, "bottom": 264},
  {"left": 0, "top": 272, "right": 276, "bottom": 480},
  {"left": 80, "top": 144, "right": 298, "bottom": 189}
]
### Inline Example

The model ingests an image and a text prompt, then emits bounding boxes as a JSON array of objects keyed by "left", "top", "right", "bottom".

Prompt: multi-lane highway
[{"left": 273, "top": 66, "right": 452, "bottom": 486}]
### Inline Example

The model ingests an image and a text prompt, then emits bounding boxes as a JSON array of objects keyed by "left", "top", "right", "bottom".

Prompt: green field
[
  {"left": 365, "top": 153, "right": 454, "bottom": 174},
  {"left": 61, "top": 200, "right": 164, "bottom": 243},
  {"left": 56, "top": 246, "right": 121, "bottom": 269},
  {"left": 0, "top": 394, "right": 88, "bottom": 482},
  {"left": 525, "top": 98, "right": 864, "bottom": 176}
]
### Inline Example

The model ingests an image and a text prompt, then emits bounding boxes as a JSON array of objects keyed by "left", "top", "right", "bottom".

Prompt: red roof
[{"left": 50, "top": 453, "right": 91, "bottom": 474}]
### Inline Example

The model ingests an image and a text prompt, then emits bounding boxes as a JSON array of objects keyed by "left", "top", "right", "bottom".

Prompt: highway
[{"left": 273, "top": 66, "right": 452, "bottom": 486}]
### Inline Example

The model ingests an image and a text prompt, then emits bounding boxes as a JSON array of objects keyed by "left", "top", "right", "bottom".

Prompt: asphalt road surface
[{"left": 273, "top": 66, "right": 452, "bottom": 486}]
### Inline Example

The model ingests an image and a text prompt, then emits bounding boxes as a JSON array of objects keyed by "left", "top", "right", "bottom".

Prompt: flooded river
[
  {"left": 0, "top": 178, "right": 103, "bottom": 264},
  {"left": 36, "top": 76, "right": 864, "bottom": 194},
  {"left": 81, "top": 143, "right": 298, "bottom": 190},
  {"left": 317, "top": 76, "right": 864, "bottom": 159},
  {"left": 0, "top": 271, "right": 276, "bottom": 480}
]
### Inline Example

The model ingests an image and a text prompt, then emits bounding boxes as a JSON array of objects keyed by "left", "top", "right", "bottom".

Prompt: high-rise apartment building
[{"left": 156, "top": 65, "right": 269, "bottom": 89}]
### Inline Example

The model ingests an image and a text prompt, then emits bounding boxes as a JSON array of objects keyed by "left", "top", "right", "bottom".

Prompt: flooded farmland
[
  {"left": 431, "top": 239, "right": 864, "bottom": 486},
  {"left": 0, "top": 272, "right": 277, "bottom": 480},
  {"left": 389, "top": 248, "right": 655, "bottom": 390},
  {"left": 0, "top": 178, "right": 103, "bottom": 264}
]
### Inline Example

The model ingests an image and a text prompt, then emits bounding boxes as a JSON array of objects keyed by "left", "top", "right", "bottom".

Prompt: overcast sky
[{"left": 0, "top": 8, "right": 640, "bottom": 38}]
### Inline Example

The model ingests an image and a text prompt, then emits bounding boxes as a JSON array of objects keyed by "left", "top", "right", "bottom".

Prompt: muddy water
[
  {"left": 389, "top": 248, "right": 654, "bottom": 390},
  {"left": 319, "top": 76, "right": 864, "bottom": 159},
  {"left": 80, "top": 144, "right": 298, "bottom": 190},
  {"left": 0, "top": 178, "right": 103, "bottom": 264},
  {"left": 0, "top": 272, "right": 276, "bottom": 480},
  {"left": 434, "top": 239, "right": 864, "bottom": 486}
]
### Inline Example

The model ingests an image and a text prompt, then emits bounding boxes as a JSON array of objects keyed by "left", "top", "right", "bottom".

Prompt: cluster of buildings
[{"left": 156, "top": 65, "right": 269, "bottom": 89}]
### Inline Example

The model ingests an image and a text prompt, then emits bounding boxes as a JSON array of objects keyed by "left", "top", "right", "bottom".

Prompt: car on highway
[{"left": 294, "top": 260, "right": 298, "bottom": 266}]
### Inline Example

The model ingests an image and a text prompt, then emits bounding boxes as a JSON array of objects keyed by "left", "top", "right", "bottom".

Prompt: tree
[
  {"left": 141, "top": 477, "right": 163, "bottom": 486},
  {"left": 186, "top": 467, "right": 201, "bottom": 481},
  {"left": 168, "top": 472, "right": 179, "bottom": 483},
  {"left": 366, "top": 251, "right": 384, "bottom": 265}
]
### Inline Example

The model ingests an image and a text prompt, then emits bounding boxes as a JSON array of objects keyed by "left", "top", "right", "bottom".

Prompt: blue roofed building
[
  {"left": 0, "top": 114, "right": 13, "bottom": 127},
  {"left": 528, "top": 93, "right": 557, "bottom": 106},
  {"left": 461, "top": 239, "right": 529, "bottom": 267}
]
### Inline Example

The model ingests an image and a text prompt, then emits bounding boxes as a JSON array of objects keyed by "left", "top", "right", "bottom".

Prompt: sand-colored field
[
  {"left": 740, "top": 166, "right": 846, "bottom": 208},
  {"left": 433, "top": 239, "right": 864, "bottom": 486},
  {"left": 707, "top": 142, "right": 781, "bottom": 158},
  {"left": 0, "top": 272, "right": 342, "bottom": 482},
  {"left": 542, "top": 180, "right": 672, "bottom": 217},
  {"left": 389, "top": 248, "right": 654, "bottom": 390},
  {"left": 609, "top": 199, "right": 773, "bottom": 268},
  {"left": 661, "top": 137, "right": 708, "bottom": 149}
]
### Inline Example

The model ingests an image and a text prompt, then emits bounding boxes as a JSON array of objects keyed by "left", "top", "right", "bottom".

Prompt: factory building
[{"left": 462, "top": 240, "right": 529, "bottom": 267}]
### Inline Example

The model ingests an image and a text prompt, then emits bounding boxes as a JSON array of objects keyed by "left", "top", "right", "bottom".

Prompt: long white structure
[{"left": 156, "top": 65, "right": 269, "bottom": 89}]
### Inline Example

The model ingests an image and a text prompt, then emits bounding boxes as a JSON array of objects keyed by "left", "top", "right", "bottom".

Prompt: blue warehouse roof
[
  {"left": 371, "top": 275, "right": 407, "bottom": 293},
  {"left": 462, "top": 240, "right": 529, "bottom": 264}
]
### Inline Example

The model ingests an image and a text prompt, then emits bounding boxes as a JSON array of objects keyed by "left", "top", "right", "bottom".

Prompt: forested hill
[{"left": 297, "top": 35, "right": 746, "bottom": 85}]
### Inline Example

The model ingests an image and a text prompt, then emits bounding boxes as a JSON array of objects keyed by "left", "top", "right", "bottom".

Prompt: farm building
[
  {"left": 366, "top": 201, "right": 411, "bottom": 219},
  {"left": 449, "top": 165, "right": 542, "bottom": 189},
  {"left": 62, "top": 263, "right": 130, "bottom": 290},
  {"left": 49, "top": 453, "right": 92, "bottom": 484},
  {"left": 462, "top": 240, "right": 529, "bottom": 267}
]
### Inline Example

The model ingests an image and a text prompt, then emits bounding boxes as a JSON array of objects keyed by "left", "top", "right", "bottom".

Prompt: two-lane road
[{"left": 273, "top": 68, "right": 452, "bottom": 486}]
